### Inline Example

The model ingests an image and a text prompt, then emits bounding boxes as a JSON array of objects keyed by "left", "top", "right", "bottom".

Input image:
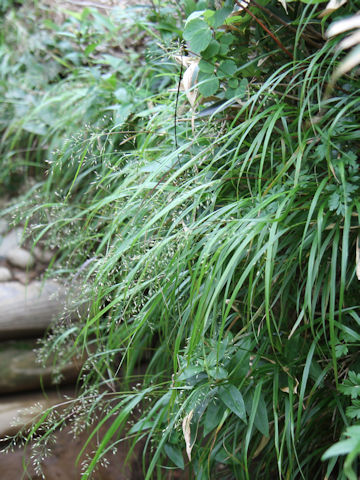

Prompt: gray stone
[
  {"left": 0, "top": 267, "right": 12, "bottom": 282},
  {"left": 33, "top": 245, "right": 54, "bottom": 264},
  {"left": 0, "top": 228, "right": 23, "bottom": 257},
  {"left": 6, "top": 247, "right": 35, "bottom": 270},
  {"left": 12, "top": 269, "right": 36, "bottom": 285},
  {"left": 0, "top": 219, "right": 8, "bottom": 235}
]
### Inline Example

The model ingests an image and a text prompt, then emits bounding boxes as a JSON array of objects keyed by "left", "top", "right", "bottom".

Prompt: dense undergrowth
[{"left": 1, "top": 0, "right": 360, "bottom": 478}]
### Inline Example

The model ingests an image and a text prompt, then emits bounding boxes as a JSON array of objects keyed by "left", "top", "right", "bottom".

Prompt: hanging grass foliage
[{"left": 1, "top": 0, "right": 360, "bottom": 478}]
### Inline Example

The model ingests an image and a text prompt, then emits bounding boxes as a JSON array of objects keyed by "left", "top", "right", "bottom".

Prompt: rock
[
  {"left": 0, "top": 267, "right": 11, "bottom": 282},
  {"left": 6, "top": 247, "right": 35, "bottom": 270},
  {"left": 0, "top": 340, "right": 81, "bottom": 394},
  {"left": 12, "top": 268, "right": 37, "bottom": 285},
  {"left": 0, "top": 219, "right": 8, "bottom": 235},
  {"left": 33, "top": 245, "right": 54, "bottom": 264},
  {"left": 0, "top": 228, "right": 23, "bottom": 257},
  {"left": 0, "top": 281, "right": 74, "bottom": 338}
]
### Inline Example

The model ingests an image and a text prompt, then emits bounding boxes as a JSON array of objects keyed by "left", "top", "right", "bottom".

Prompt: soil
[{"left": 0, "top": 422, "right": 143, "bottom": 480}]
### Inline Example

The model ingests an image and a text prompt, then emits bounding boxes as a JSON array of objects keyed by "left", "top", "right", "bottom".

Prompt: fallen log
[
  {"left": 0, "top": 390, "right": 71, "bottom": 438},
  {"left": 0, "top": 340, "right": 80, "bottom": 394},
  {"left": 0, "top": 281, "right": 74, "bottom": 339}
]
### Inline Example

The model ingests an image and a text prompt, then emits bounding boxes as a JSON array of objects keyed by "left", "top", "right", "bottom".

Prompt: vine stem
[
  {"left": 174, "top": 43, "right": 184, "bottom": 166},
  {"left": 235, "top": 0, "right": 293, "bottom": 59}
]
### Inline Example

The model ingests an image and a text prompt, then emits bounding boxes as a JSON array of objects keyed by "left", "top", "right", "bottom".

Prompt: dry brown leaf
[
  {"left": 319, "top": 0, "right": 347, "bottom": 18},
  {"left": 252, "top": 435, "right": 271, "bottom": 459},
  {"left": 329, "top": 162, "right": 340, "bottom": 183},
  {"left": 234, "top": 0, "right": 249, "bottom": 12},
  {"left": 325, "top": 13, "right": 360, "bottom": 90},
  {"left": 294, "top": 377, "right": 299, "bottom": 395},
  {"left": 173, "top": 55, "right": 197, "bottom": 69},
  {"left": 181, "top": 61, "right": 199, "bottom": 109},
  {"left": 334, "top": 44, "right": 360, "bottom": 78},
  {"left": 356, "top": 236, "right": 360, "bottom": 280},
  {"left": 182, "top": 409, "right": 194, "bottom": 461},
  {"left": 280, "top": 377, "right": 299, "bottom": 395},
  {"left": 338, "top": 29, "right": 360, "bottom": 49},
  {"left": 278, "top": 0, "right": 288, "bottom": 13},
  {"left": 257, "top": 56, "right": 269, "bottom": 67},
  {"left": 326, "top": 14, "right": 360, "bottom": 38}
]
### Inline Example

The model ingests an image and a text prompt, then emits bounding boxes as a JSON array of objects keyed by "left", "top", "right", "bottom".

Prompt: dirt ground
[
  {"left": 0, "top": 386, "right": 144, "bottom": 480},
  {"left": 0, "top": 423, "right": 144, "bottom": 480}
]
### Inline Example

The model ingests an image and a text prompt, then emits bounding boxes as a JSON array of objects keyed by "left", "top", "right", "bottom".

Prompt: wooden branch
[{"left": 0, "top": 281, "right": 80, "bottom": 339}]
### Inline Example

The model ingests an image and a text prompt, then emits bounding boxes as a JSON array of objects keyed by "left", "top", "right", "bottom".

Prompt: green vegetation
[{"left": 1, "top": 0, "right": 360, "bottom": 478}]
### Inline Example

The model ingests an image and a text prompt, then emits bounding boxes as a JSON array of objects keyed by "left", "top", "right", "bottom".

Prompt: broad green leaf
[
  {"left": 228, "top": 78, "right": 239, "bottom": 88},
  {"left": 177, "top": 365, "right": 204, "bottom": 381},
  {"left": 225, "top": 78, "right": 248, "bottom": 99},
  {"left": 220, "top": 33, "right": 235, "bottom": 45},
  {"left": 203, "top": 9, "right": 215, "bottom": 24},
  {"left": 219, "top": 43, "right": 230, "bottom": 55},
  {"left": 198, "top": 73, "right": 219, "bottom": 97},
  {"left": 183, "top": 18, "right": 212, "bottom": 53},
  {"left": 339, "top": 371, "right": 360, "bottom": 398},
  {"left": 208, "top": 366, "right": 228, "bottom": 380},
  {"left": 202, "top": 39, "right": 220, "bottom": 59},
  {"left": 245, "top": 392, "right": 269, "bottom": 437},
  {"left": 164, "top": 444, "right": 185, "bottom": 469},
  {"left": 219, "top": 384, "right": 247, "bottom": 422},
  {"left": 346, "top": 400, "right": 360, "bottom": 419},
  {"left": 253, "top": 394, "right": 269, "bottom": 437},
  {"left": 199, "top": 59, "right": 214, "bottom": 73},
  {"left": 322, "top": 438, "right": 360, "bottom": 459},
  {"left": 238, "top": 78, "right": 248, "bottom": 95},
  {"left": 218, "top": 60, "right": 237, "bottom": 77},
  {"left": 213, "top": 6, "right": 233, "bottom": 28},
  {"left": 42, "top": 19, "right": 59, "bottom": 30},
  {"left": 204, "top": 399, "right": 223, "bottom": 435},
  {"left": 347, "top": 426, "right": 360, "bottom": 436},
  {"left": 186, "top": 10, "right": 206, "bottom": 23},
  {"left": 62, "top": 8, "right": 88, "bottom": 21},
  {"left": 335, "top": 343, "right": 348, "bottom": 358}
]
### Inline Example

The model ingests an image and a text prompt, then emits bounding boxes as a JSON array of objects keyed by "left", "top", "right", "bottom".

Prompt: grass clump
[{"left": 2, "top": 0, "right": 360, "bottom": 479}]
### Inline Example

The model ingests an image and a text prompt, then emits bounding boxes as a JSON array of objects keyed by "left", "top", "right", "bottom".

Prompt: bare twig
[{"left": 235, "top": 0, "right": 293, "bottom": 59}]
